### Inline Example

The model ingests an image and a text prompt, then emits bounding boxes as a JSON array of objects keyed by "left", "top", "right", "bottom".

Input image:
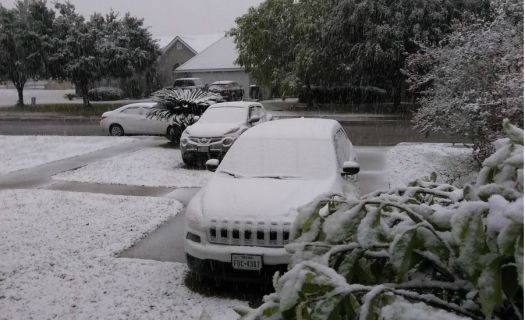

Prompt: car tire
[
  {"left": 109, "top": 124, "right": 124, "bottom": 136},
  {"left": 182, "top": 154, "right": 192, "bottom": 166}
]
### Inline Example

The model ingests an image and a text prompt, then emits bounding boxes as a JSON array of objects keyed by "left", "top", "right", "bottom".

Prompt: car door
[
  {"left": 118, "top": 106, "right": 143, "bottom": 133},
  {"left": 142, "top": 106, "right": 169, "bottom": 134}
]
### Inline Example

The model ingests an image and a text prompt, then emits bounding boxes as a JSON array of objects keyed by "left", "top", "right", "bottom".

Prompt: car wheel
[
  {"left": 182, "top": 154, "right": 192, "bottom": 167},
  {"left": 109, "top": 124, "right": 124, "bottom": 136}
]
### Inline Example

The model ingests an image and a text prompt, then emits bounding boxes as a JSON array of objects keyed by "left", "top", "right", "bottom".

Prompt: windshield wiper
[{"left": 218, "top": 170, "right": 244, "bottom": 179}]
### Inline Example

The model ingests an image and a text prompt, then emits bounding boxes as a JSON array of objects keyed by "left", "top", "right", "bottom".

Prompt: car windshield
[
  {"left": 209, "top": 84, "right": 230, "bottom": 90},
  {"left": 173, "top": 80, "right": 193, "bottom": 87},
  {"left": 198, "top": 107, "right": 247, "bottom": 124},
  {"left": 219, "top": 137, "right": 336, "bottom": 179}
]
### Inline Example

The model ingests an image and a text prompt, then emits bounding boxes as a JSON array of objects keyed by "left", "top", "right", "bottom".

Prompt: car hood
[
  {"left": 186, "top": 122, "right": 244, "bottom": 137},
  {"left": 199, "top": 175, "right": 340, "bottom": 222}
]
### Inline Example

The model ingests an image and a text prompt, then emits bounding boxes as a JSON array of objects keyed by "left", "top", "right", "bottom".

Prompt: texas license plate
[
  {"left": 198, "top": 146, "right": 208, "bottom": 152},
  {"left": 231, "top": 254, "right": 262, "bottom": 271}
]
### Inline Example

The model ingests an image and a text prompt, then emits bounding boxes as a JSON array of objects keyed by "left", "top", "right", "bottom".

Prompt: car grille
[
  {"left": 189, "top": 137, "right": 222, "bottom": 144},
  {"left": 207, "top": 219, "right": 292, "bottom": 247}
]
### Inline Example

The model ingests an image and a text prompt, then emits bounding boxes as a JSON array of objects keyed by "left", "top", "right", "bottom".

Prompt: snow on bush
[
  {"left": 238, "top": 120, "right": 523, "bottom": 319},
  {"left": 407, "top": 0, "right": 523, "bottom": 162},
  {"left": 87, "top": 87, "right": 126, "bottom": 101},
  {"left": 149, "top": 88, "right": 222, "bottom": 143}
]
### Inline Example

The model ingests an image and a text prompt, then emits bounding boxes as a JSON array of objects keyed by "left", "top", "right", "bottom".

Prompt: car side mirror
[
  {"left": 266, "top": 113, "right": 273, "bottom": 121},
  {"left": 205, "top": 159, "right": 220, "bottom": 172},
  {"left": 341, "top": 160, "right": 360, "bottom": 176}
]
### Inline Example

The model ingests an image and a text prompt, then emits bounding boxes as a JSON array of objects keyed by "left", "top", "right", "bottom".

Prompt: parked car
[
  {"left": 172, "top": 78, "right": 205, "bottom": 90},
  {"left": 184, "top": 118, "right": 360, "bottom": 282},
  {"left": 207, "top": 81, "right": 244, "bottom": 101},
  {"left": 180, "top": 101, "right": 271, "bottom": 165},
  {"left": 100, "top": 102, "right": 172, "bottom": 137}
]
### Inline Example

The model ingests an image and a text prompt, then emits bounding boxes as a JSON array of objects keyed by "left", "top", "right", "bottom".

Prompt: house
[
  {"left": 174, "top": 35, "right": 270, "bottom": 99},
  {"left": 156, "top": 34, "right": 223, "bottom": 87}
]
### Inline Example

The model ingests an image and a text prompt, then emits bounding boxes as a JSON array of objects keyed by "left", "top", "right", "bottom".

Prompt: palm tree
[{"left": 149, "top": 88, "right": 222, "bottom": 144}]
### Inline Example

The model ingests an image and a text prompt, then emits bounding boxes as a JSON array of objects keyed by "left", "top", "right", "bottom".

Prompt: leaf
[
  {"left": 453, "top": 210, "right": 487, "bottom": 282},
  {"left": 430, "top": 171, "right": 438, "bottom": 182},
  {"left": 477, "top": 254, "right": 503, "bottom": 319},
  {"left": 389, "top": 229, "right": 416, "bottom": 282},
  {"left": 357, "top": 207, "right": 381, "bottom": 249},
  {"left": 515, "top": 233, "right": 523, "bottom": 289},
  {"left": 497, "top": 222, "right": 522, "bottom": 255}
]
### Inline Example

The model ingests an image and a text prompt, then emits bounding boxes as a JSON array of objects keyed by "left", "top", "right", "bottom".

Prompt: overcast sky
[{"left": 0, "top": 0, "right": 265, "bottom": 39}]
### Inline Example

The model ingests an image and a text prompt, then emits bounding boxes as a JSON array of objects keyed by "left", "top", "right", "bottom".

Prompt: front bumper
[
  {"left": 180, "top": 141, "right": 232, "bottom": 161},
  {"left": 186, "top": 254, "right": 287, "bottom": 282},
  {"left": 184, "top": 228, "right": 290, "bottom": 281}
]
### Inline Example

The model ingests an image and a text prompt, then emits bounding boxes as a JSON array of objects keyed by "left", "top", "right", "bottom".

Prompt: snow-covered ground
[
  {"left": 0, "top": 136, "right": 136, "bottom": 175},
  {"left": 386, "top": 143, "right": 478, "bottom": 188},
  {"left": 53, "top": 147, "right": 212, "bottom": 187},
  {"left": 0, "top": 189, "right": 243, "bottom": 319},
  {"left": 0, "top": 88, "right": 149, "bottom": 107},
  {"left": 0, "top": 88, "right": 76, "bottom": 107}
]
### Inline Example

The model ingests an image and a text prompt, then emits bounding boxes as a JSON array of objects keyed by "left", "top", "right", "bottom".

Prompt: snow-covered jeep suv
[{"left": 184, "top": 118, "right": 360, "bottom": 281}]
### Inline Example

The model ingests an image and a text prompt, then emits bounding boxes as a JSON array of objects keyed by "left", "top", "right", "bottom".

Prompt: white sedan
[
  {"left": 184, "top": 118, "right": 360, "bottom": 281},
  {"left": 100, "top": 102, "right": 170, "bottom": 136}
]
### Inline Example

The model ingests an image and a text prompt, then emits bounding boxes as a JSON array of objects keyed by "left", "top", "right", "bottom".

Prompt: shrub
[
  {"left": 87, "top": 87, "right": 125, "bottom": 101},
  {"left": 238, "top": 120, "right": 523, "bottom": 319},
  {"left": 149, "top": 88, "right": 222, "bottom": 144}
]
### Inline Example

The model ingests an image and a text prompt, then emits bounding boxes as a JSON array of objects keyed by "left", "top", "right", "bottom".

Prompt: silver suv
[{"left": 180, "top": 101, "right": 271, "bottom": 166}]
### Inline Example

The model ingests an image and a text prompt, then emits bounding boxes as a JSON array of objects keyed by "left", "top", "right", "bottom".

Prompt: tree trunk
[
  {"left": 78, "top": 82, "right": 91, "bottom": 107},
  {"left": 16, "top": 85, "right": 25, "bottom": 106}
]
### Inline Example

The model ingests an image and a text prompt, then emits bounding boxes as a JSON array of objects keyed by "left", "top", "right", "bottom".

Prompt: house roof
[
  {"left": 157, "top": 33, "right": 223, "bottom": 54},
  {"left": 175, "top": 36, "right": 242, "bottom": 73}
]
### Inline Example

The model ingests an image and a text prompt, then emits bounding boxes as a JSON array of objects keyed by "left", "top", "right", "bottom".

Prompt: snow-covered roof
[
  {"left": 243, "top": 118, "right": 341, "bottom": 140},
  {"left": 175, "top": 36, "right": 241, "bottom": 72},
  {"left": 156, "top": 34, "right": 223, "bottom": 54}
]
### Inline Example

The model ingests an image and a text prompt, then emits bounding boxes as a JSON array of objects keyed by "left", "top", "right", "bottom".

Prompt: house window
[{"left": 176, "top": 42, "right": 182, "bottom": 50}]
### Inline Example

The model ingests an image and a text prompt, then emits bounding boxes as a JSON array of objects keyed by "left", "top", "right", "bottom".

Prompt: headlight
[
  {"left": 224, "top": 127, "right": 240, "bottom": 135},
  {"left": 180, "top": 130, "right": 189, "bottom": 146},
  {"left": 223, "top": 137, "right": 235, "bottom": 147}
]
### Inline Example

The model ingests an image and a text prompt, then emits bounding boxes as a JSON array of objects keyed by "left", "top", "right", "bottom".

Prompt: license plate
[
  {"left": 231, "top": 254, "right": 262, "bottom": 271},
  {"left": 198, "top": 146, "right": 208, "bottom": 152}
]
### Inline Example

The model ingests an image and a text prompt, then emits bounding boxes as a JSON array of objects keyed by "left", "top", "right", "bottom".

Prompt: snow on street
[
  {"left": 0, "top": 136, "right": 136, "bottom": 175},
  {"left": 52, "top": 147, "right": 212, "bottom": 188},
  {"left": 0, "top": 189, "right": 244, "bottom": 320}
]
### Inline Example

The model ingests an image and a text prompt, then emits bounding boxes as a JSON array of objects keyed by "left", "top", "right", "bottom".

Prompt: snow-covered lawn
[
  {"left": 0, "top": 88, "right": 76, "bottom": 107},
  {"left": 0, "top": 136, "right": 136, "bottom": 175},
  {"left": 53, "top": 147, "right": 212, "bottom": 188},
  {"left": 387, "top": 143, "right": 478, "bottom": 188},
  {"left": 0, "top": 189, "right": 243, "bottom": 319}
]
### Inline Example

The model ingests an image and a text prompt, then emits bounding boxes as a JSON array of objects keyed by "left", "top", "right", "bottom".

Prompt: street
[{"left": 0, "top": 116, "right": 460, "bottom": 146}]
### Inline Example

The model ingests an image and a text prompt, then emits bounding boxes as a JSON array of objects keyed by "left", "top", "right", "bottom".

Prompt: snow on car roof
[
  {"left": 121, "top": 102, "right": 157, "bottom": 108},
  {"left": 211, "top": 81, "right": 235, "bottom": 85},
  {"left": 242, "top": 118, "right": 341, "bottom": 140},
  {"left": 209, "top": 101, "right": 261, "bottom": 109}
]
